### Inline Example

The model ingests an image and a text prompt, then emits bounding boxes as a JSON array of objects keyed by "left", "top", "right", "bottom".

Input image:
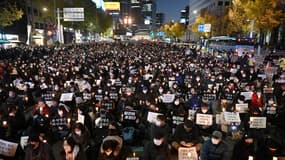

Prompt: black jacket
[{"left": 200, "top": 139, "right": 229, "bottom": 160}]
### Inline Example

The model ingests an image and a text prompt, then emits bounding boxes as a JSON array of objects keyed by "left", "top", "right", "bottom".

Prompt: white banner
[
  {"left": 178, "top": 147, "right": 198, "bottom": 160},
  {"left": 250, "top": 117, "right": 266, "bottom": 128},
  {"left": 196, "top": 114, "right": 213, "bottom": 126},
  {"left": 0, "top": 139, "right": 18, "bottom": 157}
]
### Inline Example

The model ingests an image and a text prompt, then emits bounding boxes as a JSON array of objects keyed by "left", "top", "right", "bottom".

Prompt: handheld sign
[
  {"left": 20, "top": 136, "right": 29, "bottom": 149},
  {"left": 202, "top": 93, "right": 216, "bottom": 101},
  {"left": 102, "top": 102, "right": 113, "bottom": 110},
  {"left": 240, "top": 92, "right": 253, "bottom": 100},
  {"left": 178, "top": 147, "right": 198, "bottom": 160},
  {"left": 196, "top": 114, "right": 213, "bottom": 126},
  {"left": 249, "top": 117, "right": 266, "bottom": 128},
  {"left": 83, "top": 93, "right": 91, "bottom": 100},
  {"left": 235, "top": 103, "right": 248, "bottom": 113},
  {"left": 95, "top": 94, "right": 103, "bottom": 101},
  {"left": 147, "top": 112, "right": 163, "bottom": 124},
  {"left": 109, "top": 92, "right": 118, "bottom": 100},
  {"left": 123, "top": 110, "right": 137, "bottom": 121},
  {"left": 172, "top": 116, "right": 185, "bottom": 125},
  {"left": 60, "top": 93, "right": 74, "bottom": 102},
  {"left": 224, "top": 112, "right": 241, "bottom": 123},
  {"left": 216, "top": 114, "right": 222, "bottom": 124},
  {"left": 0, "top": 139, "right": 18, "bottom": 157},
  {"left": 77, "top": 114, "right": 85, "bottom": 125},
  {"left": 162, "top": 94, "right": 175, "bottom": 103}
]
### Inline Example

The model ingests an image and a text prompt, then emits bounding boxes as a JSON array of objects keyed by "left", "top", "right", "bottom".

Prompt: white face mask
[
  {"left": 58, "top": 111, "right": 63, "bottom": 116},
  {"left": 159, "top": 88, "right": 163, "bottom": 94},
  {"left": 155, "top": 121, "right": 161, "bottom": 126},
  {"left": 211, "top": 138, "right": 220, "bottom": 145},
  {"left": 143, "top": 90, "right": 147, "bottom": 94},
  {"left": 153, "top": 138, "right": 163, "bottom": 146},
  {"left": 201, "top": 109, "right": 208, "bottom": 113},
  {"left": 75, "top": 131, "right": 81, "bottom": 136},
  {"left": 174, "top": 101, "right": 180, "bottom": 105},
  {"left": 105, "top": 150, "right": 112, "bottom": 156},
  {"left": 268, "top": 100, "right": 274, "bottom": 105}
]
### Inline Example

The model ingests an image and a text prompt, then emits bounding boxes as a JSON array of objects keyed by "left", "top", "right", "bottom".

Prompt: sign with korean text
[
  {"left": 123, "top": 110, "right": 137, "bottom": 121},
  {"left": 196, "top": 114, "right": 213, "bottom": 126},
  {"left": 147, "top": 112, "right": 163, "bottom": 124},
  {"left": 162, "top": 94, "right": 175, "bottom": 103},
  {"left": 0, "top": 139, "right": 18, "bottom": 157},
  {"left": 178, "top": 147, "right": 198, "bottom": 160},
  {"left": 224, "top": 112, "right": 241, "bottom": 123},
  {"left": 60, "top": 93, "right": 74, "bottom": 102},
  {"left": 235, "top": 103, "right": 248, "bottom": 113},
  {"left": 63, "top": 8, "right": 84, "bottom": 21},
  {"left": 250, "top": 117, "right": 266, "bottom": 128}
]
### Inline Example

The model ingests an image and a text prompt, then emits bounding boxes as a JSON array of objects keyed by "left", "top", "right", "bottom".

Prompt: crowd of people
[{"left": 0, "top": 41, "right": 285, "bottom": 160}]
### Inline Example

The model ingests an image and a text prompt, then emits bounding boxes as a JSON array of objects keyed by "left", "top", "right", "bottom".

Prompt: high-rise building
[
  {"left": 189, "top": 0, "right": 231, "bottom": 25},
  {"left": 141, "top": 0, "right": 156, "bottom": 28},
  {"left": 180, "top": 5, "right": 189, "bottom": 25},
  {"left": 155, "top": 12, "right": 164, "bottom": 27}
]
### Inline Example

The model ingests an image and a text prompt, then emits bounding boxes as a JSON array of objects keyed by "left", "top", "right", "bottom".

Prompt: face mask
[
  {"left": 98, "top": 89, "right": 102, "bottom": 94},
  {"left": 75, "top": 131, "right": 81, "bottom": 136},
  {"left": 174, "top": 101, "right": 180, "bottom": 105},
  {"left": 153, "top": 138, "right": 163, "bottom": 146},
  {"left": 58, "top": 111, "right": 63, "bottom": 116},
  {"left": 105, "top": 150, "right": 112, "bottom": 156},
  {"left": 143, "top": 90, "right": 147, "bottom": 94},
  {"left": 211, "top": 138, "right": 220, "bottom": 145},
  {"left": 155, "top": 121, "right": 161, "bottom": 126},
  {"left": 219, "top": 77, "right": 222, "bottom": 80},
  {"left": 201, "top": 109, "right": 208, "bottom": 113},
  {"left": 159, "top": 89, "right": 163, "bottom": 94},
  {"left": 268, "top": 100, "right": 274, "bottom": 105}
]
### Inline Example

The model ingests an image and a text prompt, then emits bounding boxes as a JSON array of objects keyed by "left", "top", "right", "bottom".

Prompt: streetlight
[{"left": 42, "top": 7, "right": 48, "bottom": 12}]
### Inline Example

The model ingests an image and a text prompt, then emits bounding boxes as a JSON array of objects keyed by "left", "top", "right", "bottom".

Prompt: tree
[
  {"left": 0, "top": 3, "right": 23, "bottom": 27},
  {"left": 161, "top": 22, "right": 186, "bottom": 38}
]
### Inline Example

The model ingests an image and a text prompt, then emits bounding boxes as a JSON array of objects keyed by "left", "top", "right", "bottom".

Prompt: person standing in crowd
[
  {"left": 69, "top": 122, "right": 90, "bottom": 151},
  {"left": 200, "top": 130, "right": 229, "bottom": 160},
  {"left": 171, "top": 119, "right": 202, "bottom": 152}
]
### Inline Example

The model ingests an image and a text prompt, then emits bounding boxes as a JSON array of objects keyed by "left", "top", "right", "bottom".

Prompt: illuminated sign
[{"left": 104, "top": 2, "right": 120, "bottom": 11}]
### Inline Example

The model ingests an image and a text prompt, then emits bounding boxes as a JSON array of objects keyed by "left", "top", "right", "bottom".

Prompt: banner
[
  {"left": 250, "top": 117, "right": 266, "bottom": 128},
  {"left": 196, "top": 114, "right": 213, "bottom": 126},
  {"left": 0, "top": 139, "right": 18, "bottom": 157},
  {"left": 202, "top": 93, "right": 216, "bottom": 101},
  {"left": 20, "top": 136, "right": 29, "bottom": 149},
  {"left": 178, "top": 147, "right": 198, "bottom": 160}
]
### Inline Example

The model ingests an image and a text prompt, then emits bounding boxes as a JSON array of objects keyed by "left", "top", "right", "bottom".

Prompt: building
[
  {"left": 141, "top": 0, "right": 157, "bottom": 29},
  {"left": 180, "top": 5, "right": 189, "bottom": 25},
  {"left": 155, "top": 12, "right": 164, "bottom": 27},
  {"left": 189, "top": 0, "right": 231, "bottom": 25}
]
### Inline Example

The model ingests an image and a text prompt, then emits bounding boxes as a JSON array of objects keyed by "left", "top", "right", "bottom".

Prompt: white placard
[
  {"left": 257, "top": 74, "right": 266, "bottom": 79},
  {"left": 63, "top": 8, "right": 84, "bottom": 21},
  {"left": 224, "top": 112, "right": 241, "bottom": 123},
  {"left": 196, "top": 114, "right": 213, "bottom": 125},
  {"left": 250, "top": 117, "right": 266, "bottom": 128},
  {"left": 162, "top": 94, "right": 175, "bottom": 103},
  {"left": 147, "top": 112, "right": 163, "bottom": 124},
  {"left": 216, "top": 114, "right": 222, "bottom": 124},
  {"left": 60, "top": 93, "right": 74, "bottom": 102},
  {"left": 168, "top": 81, "right": 178, "bottom": 88},
  {"left": 20, "top": 136, "right": 29, "bottom": 149},
  {"left": 178, "top": 147, "right": 198, "bottom": 160},
  {"left": 0, "top": 139, "right": 18, "bottom": 157},
  {"left": 77, "top": 114, "right": 85, "bottom": 125},
  {"left": 240, "top": 92, "right": 253, "bottom": 100},
  {"left": 235, "top": 103, "right": 248, "bottom": 113}
]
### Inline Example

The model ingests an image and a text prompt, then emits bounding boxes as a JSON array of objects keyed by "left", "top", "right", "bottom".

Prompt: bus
[{"left": 205, "top": 36, "right": 255, "bottom": 56}]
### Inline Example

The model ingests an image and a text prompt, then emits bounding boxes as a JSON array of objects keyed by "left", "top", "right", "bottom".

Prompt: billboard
[
  {"left": 63, "top": 8, "right": 84, "bottom": 21},
  {"left": 104, "top": 2, "right": 120, "bottom": 11}
]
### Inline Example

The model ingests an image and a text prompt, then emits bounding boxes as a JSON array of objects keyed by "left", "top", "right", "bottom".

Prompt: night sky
[{"left": 156, "top": 0, "right": 189, "bottom": 22}]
